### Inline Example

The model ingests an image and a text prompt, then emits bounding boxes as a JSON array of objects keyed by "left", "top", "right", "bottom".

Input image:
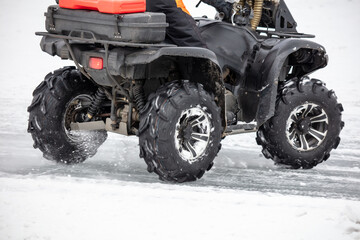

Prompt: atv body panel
[{"left": 199, "top": 19, "right": 328, "bottom": 125}]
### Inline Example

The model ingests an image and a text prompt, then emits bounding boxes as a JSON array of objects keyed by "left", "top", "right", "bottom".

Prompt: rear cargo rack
[
  {"left": 35, "top": 32, "right": 176, "bottom": 48},
  {"left": 256, "top": 29, "right": 315, "bottom": 39}
]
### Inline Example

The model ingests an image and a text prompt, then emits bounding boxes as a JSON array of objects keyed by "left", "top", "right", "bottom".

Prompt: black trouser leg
[{"left": 147, "top": 0, "right": 207, "bottom": 48}]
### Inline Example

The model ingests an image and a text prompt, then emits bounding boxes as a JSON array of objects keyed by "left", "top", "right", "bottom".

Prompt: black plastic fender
[
  {"left": 125, "top": 46, "right": 219, "bottom": 66},
  {"left": 251, "top": 38, "right": 328, "bottom": 126},
  {"left": 124, "top": 46, "right": 226, "bottom": 131},
  {"left": 122, "top": 47, "right": 220, "bottom": 78}
]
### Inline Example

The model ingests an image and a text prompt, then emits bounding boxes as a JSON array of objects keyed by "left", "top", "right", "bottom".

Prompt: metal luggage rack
[
  {"left": 35, "top": 31, "right": 176, "bottom": 48},
  {"left": 256, "top": 28, "right": 315, "bottom": 39}
]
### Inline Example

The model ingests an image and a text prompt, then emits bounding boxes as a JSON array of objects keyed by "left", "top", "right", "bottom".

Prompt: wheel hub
[
  {"left": 179, "top": 123, "right": 193, "bottom": 142},
  {"left": 286, "top": 103, "right": 329, "bottom": 151},
  {"left": 63, "top": 94, "right": 93, "bottom": 142},
  {"left": 296, "top": 117, "right": 311, "bottom": 134},
  {"left": 174, "top": 107, "right": 211, "bottom": 163}
]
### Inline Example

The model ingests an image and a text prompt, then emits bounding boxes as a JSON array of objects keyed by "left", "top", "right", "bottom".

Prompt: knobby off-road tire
[
  {"left": 27, "top": 66, "right": 107, "bottom": 164},
  {"left": 256, "top": 78, "right": 344, "bottom": 169},
  {"left": 138, "top": 81, "right": 222, "bottom": 182}
]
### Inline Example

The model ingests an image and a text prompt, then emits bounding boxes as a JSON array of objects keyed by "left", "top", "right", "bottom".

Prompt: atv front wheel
[
  {"left": 27, "top": 66, "right": 107, "bottom": 163},
  {"left": 138, "top": 81, "right": 222, "bottom": 182},
  {"left": 256, "top": 78, "right": 344, "bottom": 169}
]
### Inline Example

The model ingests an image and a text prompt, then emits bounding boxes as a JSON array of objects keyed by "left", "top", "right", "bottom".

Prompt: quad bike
[{"left": 28, "top": 0, "right": 344, "bottom": 182}]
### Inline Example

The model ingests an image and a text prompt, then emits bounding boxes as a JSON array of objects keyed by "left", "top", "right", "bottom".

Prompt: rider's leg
[{"left": 147, "top": 0, "right": 207, "bottom": 48}]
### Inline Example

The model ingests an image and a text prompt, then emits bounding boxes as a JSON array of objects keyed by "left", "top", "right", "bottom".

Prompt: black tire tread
[
  {"left": 28, "top": 66, "right": 107, "bottom": 164},
  {"left": 256, "top": 77, "right": 344, "bottom": 169},
  {"left": 139, "top": 81, "right": 222, "bottom": 182}
]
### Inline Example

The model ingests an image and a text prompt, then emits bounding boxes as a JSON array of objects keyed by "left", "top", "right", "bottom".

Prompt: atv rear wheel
[
  {"left": 256, "top": 78, "right": 344, "bottom": 169},
  {"left": 27, "top": 66, "right": 107, "bottom": 164},
  {"left": 138, "top": 81, "right": 222, "bottom": 182}
]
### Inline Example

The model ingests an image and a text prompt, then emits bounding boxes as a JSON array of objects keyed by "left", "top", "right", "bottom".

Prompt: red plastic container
[{"left": 59, "top": 0, "right": 146, "bottom": 14}]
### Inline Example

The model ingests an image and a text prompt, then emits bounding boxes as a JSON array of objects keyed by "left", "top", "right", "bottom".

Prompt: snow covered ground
[
  {"left": 0, "top": 0, "right": 360, "bottom": 239},
  {"left": 1, "top": 176, "right": 360, "bottom": 240}
]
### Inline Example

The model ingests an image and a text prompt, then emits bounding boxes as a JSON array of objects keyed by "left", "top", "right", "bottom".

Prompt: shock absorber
[
  {"left": 132, "top": 83, "right": 146, "bottom": 114},
  {"left": 85, "top": 88, "right": 107, "bottom": 121},
  {"left": 250, "top": 0, "right": 264, "bottom": 30}
]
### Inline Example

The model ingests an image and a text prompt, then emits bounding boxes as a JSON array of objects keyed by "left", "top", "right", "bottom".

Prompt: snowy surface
[{"left": 0, "top": 0, "right": 360, "bottom": 239}]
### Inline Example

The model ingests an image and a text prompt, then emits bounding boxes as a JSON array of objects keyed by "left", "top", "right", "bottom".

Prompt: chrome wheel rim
[
  {"left": 63, "top": 94, "right": 93, "bottom": 142},
  {"left": 286, "top": 102, "right": 328, "bottom": 151},
  {"left": 175, "top": 107, "right": 212, "bottom": 163}
]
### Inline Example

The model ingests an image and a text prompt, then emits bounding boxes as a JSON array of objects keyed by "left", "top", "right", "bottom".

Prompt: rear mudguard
[
  {"left": 123, "top": 46, "right": 221, "bottom": 80},
  {"left": 123, "top": 46, "right": 225, "bottom": 129},
  {"left": 249, "top": 38, "right": 328, "bottom": 126}
]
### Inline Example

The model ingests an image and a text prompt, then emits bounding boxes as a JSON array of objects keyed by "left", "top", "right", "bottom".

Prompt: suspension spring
[
  {"left": 86, "top": 88, "right": 107, "bottom": 121},
  {"left": 133, "top": 84, "right": 146, "bottom": 114},
  {"left": 250, "top": 0, "right": 264, "bottom": 30}
]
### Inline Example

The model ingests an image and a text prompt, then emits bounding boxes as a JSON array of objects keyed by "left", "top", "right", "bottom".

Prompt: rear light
[{"left": 89, "top": 57, "right": 103, "bottom": 70}]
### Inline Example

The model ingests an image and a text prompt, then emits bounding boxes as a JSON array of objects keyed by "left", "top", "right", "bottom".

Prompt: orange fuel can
[{"left": 59, "top": 0, "right": 146, "bottom": 14}]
